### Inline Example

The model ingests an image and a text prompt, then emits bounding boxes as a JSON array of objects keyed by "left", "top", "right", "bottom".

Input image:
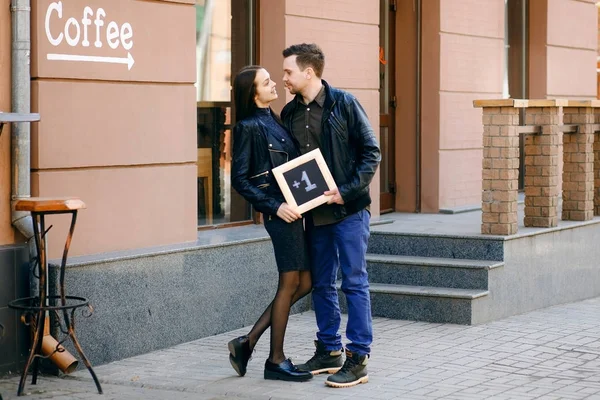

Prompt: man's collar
[
  {"left": 313, "top": 84, "right": 326, "bottom": 107},
  {"left": 296, "top": 83, "right": 326, "bottom": 107}
]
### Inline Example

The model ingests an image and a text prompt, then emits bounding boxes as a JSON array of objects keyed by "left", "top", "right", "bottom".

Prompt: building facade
[{"left": 0, "top": 0, "right": 597, "bottom": 372}]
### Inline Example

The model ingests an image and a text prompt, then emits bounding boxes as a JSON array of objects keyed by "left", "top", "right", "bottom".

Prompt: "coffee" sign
[{"left": 44, "top": 1, "right": 135, "bottom": 70}]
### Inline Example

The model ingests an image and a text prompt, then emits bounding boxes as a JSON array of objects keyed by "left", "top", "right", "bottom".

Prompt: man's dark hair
[{"left": 282, "top": 43, "right": 325, "bottom": 78}]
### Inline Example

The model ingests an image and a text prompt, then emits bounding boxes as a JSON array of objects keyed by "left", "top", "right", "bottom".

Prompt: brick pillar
[
  {"left": 562, "top": 103, "right": 595, "bottom": 221},
  {"left": 595, "top": 108, "right": 600, "bottom": 216},
  {"left": 477, "top": 101, "right": 521, "bottom": 235},
  {"left": 523, "top": 101, "right": 563, "bottom": 228}
]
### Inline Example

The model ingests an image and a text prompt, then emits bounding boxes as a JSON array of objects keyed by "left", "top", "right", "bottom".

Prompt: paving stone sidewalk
[{"left": 2, "top": 297, "right": 600, "bottom": 400}]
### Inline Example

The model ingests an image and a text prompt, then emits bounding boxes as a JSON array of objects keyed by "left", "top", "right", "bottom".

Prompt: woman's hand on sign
[
  {"left": 324, "top": 187, "right": 345, "bottom": 205},
  {"left": 277, "top": 203, "right": 302, "bottom": 223}
]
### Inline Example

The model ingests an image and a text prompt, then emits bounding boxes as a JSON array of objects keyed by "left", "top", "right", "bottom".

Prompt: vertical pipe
[
  {"left": 415, "top": 0, "right": 422, "bottom": 213},
  {"left": 10, "top": 0, "right": 36, "bottom": 290},
  {"left": 11, "top": 0, "right": 31, "bottom": 199},
  {"left": 11, "top": 0, "right": 33, "bottom": 229}
]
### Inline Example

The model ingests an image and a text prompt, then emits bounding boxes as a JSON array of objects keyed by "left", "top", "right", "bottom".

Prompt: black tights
[{"left": 247, "top": 269, "right": 312, "bottom": 364}]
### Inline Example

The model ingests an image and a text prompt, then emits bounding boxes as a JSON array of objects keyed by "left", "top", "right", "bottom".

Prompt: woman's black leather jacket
[{"left": 231, "top": 112, "right": 300, "bottom": 215}]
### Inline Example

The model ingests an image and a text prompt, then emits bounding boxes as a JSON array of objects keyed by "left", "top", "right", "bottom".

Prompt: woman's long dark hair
[
  {"left": 233, "top": 65, "right": 262, "bottom": 122},
  {"left": 233, "top": 65, "right": 284, "bottom": 124}
]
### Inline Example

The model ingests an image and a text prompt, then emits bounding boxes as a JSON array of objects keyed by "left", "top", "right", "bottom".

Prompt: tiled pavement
[{"left": 1, "top": 297, "right": 600, "bottom": 400}]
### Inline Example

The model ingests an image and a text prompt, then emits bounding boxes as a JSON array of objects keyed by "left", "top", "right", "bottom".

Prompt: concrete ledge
[
  {"left": 360, "top": 282, "right": 489, "bottom": 300},
  {"left": 368, "top": 232, "right": 505, "bottom": 261},
  {"left": 338, "top": 289, "right": 477, "bottom": 325},
  {"left": 473, "top": 99, "right": 568, "bottom": 108},
  {"left": 473, "top": 220, "right": 600, "bottom": 324},
  {"left": 566, "top": 100, "right": 600, "bottom": 107},
  {"left": 440, "top": 192, "right": 525, "bottom": 215},
  {"left": 366, "top": 254, "right": 504, "bottom": 270}
]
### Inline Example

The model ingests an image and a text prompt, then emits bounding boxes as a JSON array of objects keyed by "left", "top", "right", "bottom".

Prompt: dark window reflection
[{"left": 195, "top": 0, "right": 255, "bottom": 226}]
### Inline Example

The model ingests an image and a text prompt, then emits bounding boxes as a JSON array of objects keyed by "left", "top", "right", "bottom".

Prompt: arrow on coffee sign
[{"left": 47, "top": 52, "right": 135, "bottom": 70}]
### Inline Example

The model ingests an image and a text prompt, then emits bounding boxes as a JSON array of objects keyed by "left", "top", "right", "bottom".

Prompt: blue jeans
[{"left": 307, "top": 209, "right": 372, "bottom": 356}]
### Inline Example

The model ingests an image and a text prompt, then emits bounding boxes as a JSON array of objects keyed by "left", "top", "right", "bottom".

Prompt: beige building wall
[
  {"left": 531, "top": 0, "right": 597, "bottom": 99},
  {"left": 529, "top": 0, "right": 597, "bottom": 200},
  {"left": 0, "top": 2, "right": 15, "bottom": 245},
  {"left": 422, "top": 0, "right": 505, "bottom": 211},
  {"left": 30, "top": 0, "right": 198, "bottom": 258},
  {"left": 422, "top": 0, "right": 596, "bottom": 212},
  {"left": 260, "top": 0, "right": 381, "bottom": 217}
]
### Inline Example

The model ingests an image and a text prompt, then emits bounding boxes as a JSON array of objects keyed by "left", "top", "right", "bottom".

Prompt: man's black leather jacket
[
  {"left": 281, "top": 80, "right": 381, "bottom": 220},
  {"left": 231, "top": 113, "right": 299, "bottom": 216}
]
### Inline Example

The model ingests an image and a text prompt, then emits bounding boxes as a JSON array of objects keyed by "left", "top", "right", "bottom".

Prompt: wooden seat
[{"left": 14, "top": 197, "right": 86, "bottom": 212}]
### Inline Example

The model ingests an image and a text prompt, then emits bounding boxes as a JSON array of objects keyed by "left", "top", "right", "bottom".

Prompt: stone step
[
  {"left": 367, "top": 231, "right": 504, "bottom": 261},
  {"left": 365, "top": 254, "right": 504, "bottom": 290},
  {"left": 336, "top": 282, "right": 489, "bottom": 325}
]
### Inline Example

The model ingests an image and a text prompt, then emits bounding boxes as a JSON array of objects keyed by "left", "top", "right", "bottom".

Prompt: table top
[
  {"left": 14, "top": 197, "right": 86, "bottom": 212},
  {"left": 0, "top": 112, "right": 41, "bottom": 123}
]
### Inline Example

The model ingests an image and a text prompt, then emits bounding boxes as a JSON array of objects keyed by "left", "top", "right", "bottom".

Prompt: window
[
  {"left": 505, "top": 0, "right": 528, "bottom": 189},
  {"left": 505, "top": 0, "right": 528, "bottom": 101},
  {"left": 195, "top": 0, "right": 257, "bottom": 226}
]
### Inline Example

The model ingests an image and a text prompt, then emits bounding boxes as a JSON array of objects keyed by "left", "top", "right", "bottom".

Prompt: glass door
[
  {"left": 379, "top": 0, "right": 396, "bottom": 213},
  {"left": 195, "top": 0, "right": 257, "bottom": 227}
]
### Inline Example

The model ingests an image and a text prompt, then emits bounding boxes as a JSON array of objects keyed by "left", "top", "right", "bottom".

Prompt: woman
[{"left": 227, "top": 66, "right": 313, "bottom": 382}]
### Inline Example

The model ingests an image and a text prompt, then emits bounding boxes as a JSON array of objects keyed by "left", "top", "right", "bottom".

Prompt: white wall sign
[{"left": 44, "top": 1, "right": 135, "bottom": 70}]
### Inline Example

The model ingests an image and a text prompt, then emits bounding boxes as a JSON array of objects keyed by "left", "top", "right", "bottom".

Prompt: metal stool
[{"left": 8, "top": 197, "right": 102, "bottom": 396}]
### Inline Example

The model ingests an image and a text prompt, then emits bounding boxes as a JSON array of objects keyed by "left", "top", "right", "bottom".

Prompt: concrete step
[
  {"left": 365, "top": 254, "right": 504, "bottom": 290},
  {"left": 368, "top": 231, "right": 504, "bottom": 261},
  {"left": 336, "top": 282, "right": 489, "bottom": 325}
]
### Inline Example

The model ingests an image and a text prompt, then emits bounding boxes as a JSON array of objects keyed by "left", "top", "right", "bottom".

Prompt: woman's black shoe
[
  {"left": 264, "top": 358, "right": 313, "bottom": 382},
  {"left": 228, "top": 335, "right": 252, "bottom": 377}
]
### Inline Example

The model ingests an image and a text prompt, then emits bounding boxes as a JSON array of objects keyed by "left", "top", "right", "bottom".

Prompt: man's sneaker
[
  {"left": 325, "top": 349, "right": 368, "bottom": 388},
  {"left": 296, "top": 340, "right": 343, "bottom": 375}
]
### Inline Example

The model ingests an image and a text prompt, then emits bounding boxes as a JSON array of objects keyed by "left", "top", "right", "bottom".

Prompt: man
[{"left": 281, "top": 43, "right": 381, "bottom": 388}]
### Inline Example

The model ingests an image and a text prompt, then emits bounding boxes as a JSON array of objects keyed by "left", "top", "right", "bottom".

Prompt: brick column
[
  {"left": 595, "top": 108, "right": 600, "bottom": 216},
  {"left": 562, "top": 101, "right": 596, "bottom": 221},
  {"left": 474, "top": 100, "right": 523, "bottom": 235},
  {"left": 523, "top": 100, "right": 564, "bottom": 228}
]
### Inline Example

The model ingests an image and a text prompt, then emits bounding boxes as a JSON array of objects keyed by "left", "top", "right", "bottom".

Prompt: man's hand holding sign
[{"left": 324, "top": 187, "right": 344, "bottom": 205}]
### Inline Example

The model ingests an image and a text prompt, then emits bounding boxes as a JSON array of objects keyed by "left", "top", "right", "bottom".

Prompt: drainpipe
[
  {"left": 10, "top": 0, "right": 78, "bottom": 374},
  {"left": 10, "top": 0, "right": 35, "bottom": 250}
]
